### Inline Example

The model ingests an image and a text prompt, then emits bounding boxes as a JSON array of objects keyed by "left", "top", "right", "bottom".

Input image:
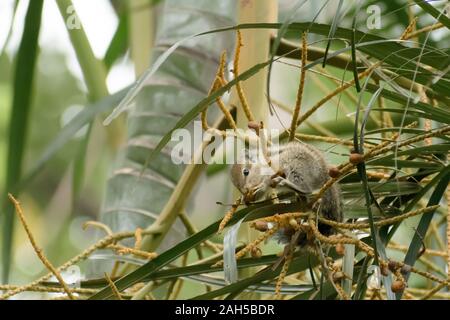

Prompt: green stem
[
  {"left": 55, "top": 0, "right": 112, "bottom": 210},
  {"left": 55, "top": 0, "right": 108, "bottom": 100}
]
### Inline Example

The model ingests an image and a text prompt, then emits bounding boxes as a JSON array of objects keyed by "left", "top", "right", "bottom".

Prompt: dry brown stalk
[
  {"left": 8, "top": 194, "right": 75, "bottom": 300},
  {"left": 104, "top": 272, "right": 122, "bottom": 300},
  {"left": 233, "top": 30, "right": 254, "bottom": 122},
  {"left": 218, "top": 197, "right": 242, "bottom": 233},
  {"left": 289, "top": 32, "right": 308, "bottom": 141}
]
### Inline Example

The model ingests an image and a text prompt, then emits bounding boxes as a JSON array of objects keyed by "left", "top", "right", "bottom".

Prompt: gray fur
[{"left": 230, "top": 141, "right": 342, "bottom": 224}]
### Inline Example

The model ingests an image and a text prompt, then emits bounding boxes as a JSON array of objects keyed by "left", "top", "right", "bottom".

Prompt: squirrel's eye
[{"left": 243, "top": 168, "right": 250, "bottom": 176}]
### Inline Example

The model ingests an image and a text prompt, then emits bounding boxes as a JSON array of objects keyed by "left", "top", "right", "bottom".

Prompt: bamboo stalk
[
  {"left": 232, "top": 0, "right": 278, "bottom": 125},
  {"left": 128, "top": 0, "right": 155, "bottom": 76}
]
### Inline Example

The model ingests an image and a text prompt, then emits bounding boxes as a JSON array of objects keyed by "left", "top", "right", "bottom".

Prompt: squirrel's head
[{"left": 230, "top": 149, "right": 275, "bottom": 203}]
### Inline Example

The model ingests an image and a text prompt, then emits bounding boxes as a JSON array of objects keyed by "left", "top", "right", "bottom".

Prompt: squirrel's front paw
[
  {"left": 269, "top": 170, "right": 286, "bottom": 188},
  {"left": 270, "top": 176, "right": 284, "bottom": 188}
]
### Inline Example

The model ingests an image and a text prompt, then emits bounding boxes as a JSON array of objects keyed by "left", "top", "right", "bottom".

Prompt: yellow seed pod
[{"left": 289, "top": 218, "right": 299, "bottom": 229}]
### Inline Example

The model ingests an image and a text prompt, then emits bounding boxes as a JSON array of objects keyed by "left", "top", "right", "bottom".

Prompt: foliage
[{"left": 0, "top": 0, "right": 449, "bottom": 300}]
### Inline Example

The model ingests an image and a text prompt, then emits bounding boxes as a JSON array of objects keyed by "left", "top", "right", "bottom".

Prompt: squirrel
[{"left": 230, "top": 141, "right": 343, "bottom": 246}]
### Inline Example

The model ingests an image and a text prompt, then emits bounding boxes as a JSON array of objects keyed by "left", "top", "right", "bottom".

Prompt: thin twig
[
  {"left": 8, "top": 194, "right": 75, "bottom": 300},
  {"left": 233, "top": 30, "right": 254, "bottom": 122},
  {"left": 0, "top": 227, "right": 158, "bottom": 300},
  {"left": 108, "top": 244, "right": 158, "bottom": 260},
  {"left": 218, "top": 197, "right": 242, "bottom": 233},
  {"left": 284, "top": 18, "right": 420, "bottom": 133},
  {"left": 289, "top": 32, "right": 308, "bottom": 141},
  {"left": 83, "top": 221, "right": 113, "bottom": 236},
  {"left": 104, "top": 272, "right": 122, "bottom": 300},
  {"left": 318, "top": 205, "right": 440, "bottom": 229},
  {"left": 202, "top": 51, "right": 236, "bottom": 131},
  {"left": 312, "top": 125, "right": 449, "bottom": 206},
  {"left": 0, "top": 284, "right": 96, "bottom": 295}
]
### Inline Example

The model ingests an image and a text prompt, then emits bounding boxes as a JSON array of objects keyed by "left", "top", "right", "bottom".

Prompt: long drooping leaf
[
  {"left": 353, "top": 74, "right": 380, "bottom": 266},
  {"left": 369, "top": 108, "right": 449, "bottom": 124},
  {"left": 323, "top": 0, "right": 344, "bottom": 68},
  {"left": 43, "top": 253, "right": 294, "bottom": 290},
  {"left": 1, "top": 0, "right": 44, "bottom": 283},
  {"left": 291, "top": 281, "right": 336, "bottom": 300},
  {"left": 18, "top": 88, "right": 128, "bottom": 191},
  {"left": 191, "top": 254, "right": 319, "bottom": 300},
  {"left": 368, "top": 159, "right": 443, "bottom": 169},
  {"left": 341, "top": 181, "right": 421, "bottom": 198},
  {"left": 139, "top": 27, "right": 449, "bottom": 168},
  {"left": 89, "top": 201, "right": 303, "bottom": 299},
  {"left": 352, "top": 256, "right": 371, "bottom": 300},
  {"left": 104, "top": 8, "right": 129, "bottom": 70},
  {"left": 364, "top": 84, "right": 450, "bottom": 122},
  {"left": 350, "top": 0, "right": 362, "bottom": 92},
  {"left": 143, "top": 59, "right": 273, "bottom": 165},
  {"left": 371, "top": 144, "right": 450, "bottom": 160},
  {"left": 405, "top": 165, "right": 450, "bottom": 213},
  {"left": 195, "top": 23, "right": 450, "bottom": 96},
  {"left": 56, "top": 0, "right": 110, "bottom": 214},
  {"left": 107, "top": 21, "right": 450, "bottom": 126},
  {"left": 396, "top": 169, "right": 450, "bottom": 299},
  {"left": 413, "top": 0, "right": 450, "bottom": 30}
]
